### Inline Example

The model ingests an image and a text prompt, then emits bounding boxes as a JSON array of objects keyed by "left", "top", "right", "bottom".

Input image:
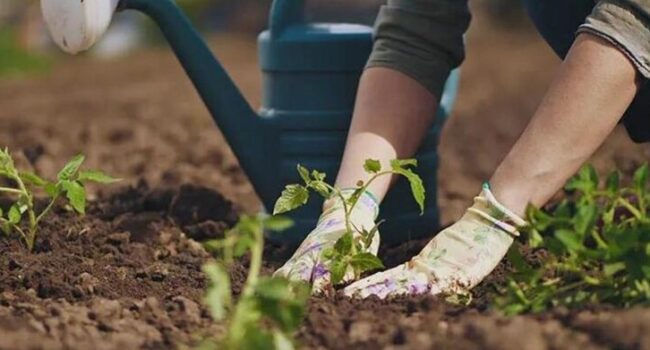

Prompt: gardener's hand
[
  {"left": 343, "top": 183, "right": 526, "bottom": 299},
  {"left": 274, "top": 190, "right": 379, "bottom": 294}
]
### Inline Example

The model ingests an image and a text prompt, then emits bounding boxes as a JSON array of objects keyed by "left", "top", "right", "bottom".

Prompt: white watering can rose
[{"left": 41, "top": 0, "right": 120, "bottom": 54}]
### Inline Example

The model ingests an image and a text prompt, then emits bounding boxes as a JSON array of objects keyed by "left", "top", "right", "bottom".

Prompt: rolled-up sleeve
[
  {"left": 578, "top": 0, "right": 650, "bottom": 78},
  {"left": 366, "top": 0, "right": 471, "bottom": 99}
]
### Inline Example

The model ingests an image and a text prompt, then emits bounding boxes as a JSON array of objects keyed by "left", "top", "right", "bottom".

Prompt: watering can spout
[{"left": 118, "top": 0, "right": 271, "bottom": 195}]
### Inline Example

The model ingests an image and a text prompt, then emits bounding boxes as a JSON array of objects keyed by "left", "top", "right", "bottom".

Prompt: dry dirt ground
[{"left": 0, "top": 9, "right": 648, "bottom": 350}]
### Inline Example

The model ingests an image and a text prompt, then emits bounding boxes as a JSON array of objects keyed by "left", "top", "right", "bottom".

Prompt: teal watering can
[{"left": 44, "top": 0, "right": 459, "bottom": 245}]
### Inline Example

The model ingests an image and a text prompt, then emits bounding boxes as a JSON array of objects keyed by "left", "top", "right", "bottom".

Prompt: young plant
[
  {"left": 496, "top": 164, "right": 650, "bottom": 315},
  {"left": 272, "top": 159, "right": 425, "bottom": 285},
  {"left": 0, "top": 149, "right": 119, "bottom": 251},
  {"left": 201, "top": 215, "right": 310, "bottom": 350}
]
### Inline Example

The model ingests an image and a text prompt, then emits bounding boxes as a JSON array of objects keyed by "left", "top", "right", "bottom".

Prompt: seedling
[
  {"left": 201, "top": 215, "right": 310, "bottom": 350},
  {"left": 496, "top": 164, "right": 650, "bottom": 315},
  {"left": 0, "top": 149, "right": 119, "bottom": 251},
  {"left": 273, "top": 159, "right": 425, "bottom": 285}
]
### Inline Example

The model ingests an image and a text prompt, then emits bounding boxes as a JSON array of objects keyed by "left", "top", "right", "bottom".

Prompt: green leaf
[
  {"left": 255, "top": 277, "right": 309, "bottom": 332},
  {"left": 574, "top": 201, "right": 597, "bottom": 235},
  {"left": 634, "top": 164, "right": 649, "bottom": 194},
  {"left": 202, "top": 263, "right": 231, "bottom": 321},
  {"left": 310, "top": 170, "right": 326, "bottom": 182},
  {"left": 44, "top": 182, "right": 59, "bottom": 197},
  {"left": 273, "top": 330, "right": 295, "bottom": 350},
  {"left": 555, "top": 229, "right": 583, "bottom": 253},
  {"left": 390, "top": 164, "right": 425, "bottom": 213},
  {"left": 273, "top": 185, "right": 309, "bottom": 215},
  {"left": 329, "top": 260, "right": 348, "bottom": 285},
  {"left": 57, "top": 154, "right": 85, "bottom": 181},
  {"left": 310, "top": 181, "right": 330, "bottom": 198},
  {"left": 297, "top": 165, "right": 310, "bottom": 184},
  {"left": 363, "top": 159, "right": 381, "bottom": 174},
  {"left": 8, "top": 205, "right": 21, "bottom": 224},
  {"left": 565, "top": 165, "right": 598, "bottom": 193},
  {"left": 19, "top": 172, "right": 47, "bottom": 187},
  {"left": 77, "top": 170, "right": 120, "bottom": 184},
  {"left": 333, "top": 231, "right": 353, "bottom": 255},
  {"left": 349, "top": 252, "right": 384, "bottom": 272},
  {"left": 390, "top": 159, "right": 418, "bottom": 169},
  {"left": 61, "top": 180, "right": 86, "bottom": 214},
  {"left": 264, "top": 216, "right": 294, "bottom": 232},
  {"left": 605, "top": 170, "right": 620, "bottom": 193}
]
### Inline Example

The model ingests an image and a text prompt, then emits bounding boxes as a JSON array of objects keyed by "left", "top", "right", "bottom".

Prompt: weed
[
  {"left": 497, "top": 164, "right": 650, "bottom": 314},
  {"left": 273, "top": 159, "right": 425, "bottom": 285},
  {"left": 0, "top": 149, "right": 119, "bottom": 250}
]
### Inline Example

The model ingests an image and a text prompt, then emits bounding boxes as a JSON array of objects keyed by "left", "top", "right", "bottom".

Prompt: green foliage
[
  {"left": 273, "top": 159, "right": 426, "bottom": 286},
  {"left": 496, "top": 164, "right": 650, "bottom": 315},
  {"left": 202, "top": 215, "right": 309, "bottom": 350},
  {"left": 0, "top": 29, "right": 51, "bottom": 77},
  {"left": 0, "top": 149, "right": 119, "bottom": 250}
]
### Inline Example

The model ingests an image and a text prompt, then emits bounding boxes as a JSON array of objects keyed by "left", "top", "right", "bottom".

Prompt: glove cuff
[{"left": 467, "top": 182, "right": 527, "bottom": 237}]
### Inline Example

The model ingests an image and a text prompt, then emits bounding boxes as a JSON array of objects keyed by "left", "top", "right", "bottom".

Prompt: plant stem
[
  {"left": 35, "top": 195, "right": 59, "bottom": 225},
  {"left": 0, "top": 187, "right": 22, "bottom": 195}
]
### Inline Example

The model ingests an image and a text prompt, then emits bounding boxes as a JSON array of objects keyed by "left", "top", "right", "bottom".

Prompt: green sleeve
[{"left": 366, "top": 0, "right": 471, "bottom": 99}]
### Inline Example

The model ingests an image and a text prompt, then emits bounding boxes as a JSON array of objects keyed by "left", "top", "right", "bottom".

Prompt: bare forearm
[
  {"left": 335, "top": 67, "right": 438, "bottom": 201},
  {"left": 491, "top": 33, "right": 641, "bottom": 216}
]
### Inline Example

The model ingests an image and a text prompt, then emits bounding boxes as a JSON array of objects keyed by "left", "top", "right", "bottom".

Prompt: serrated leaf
[
  {"left": 390, "top": 163, "right": 425, "bottom": 213},
  {"left": 8, "top": 205, "right": 21, "bottom": 224},
  {"left": 363, "top": 159, "right": 381, "bottom": 174},
  {"left": 273, "top": 185, "right": 309, "bottom": 215},
  {"left": 44, "top": 182, "right": 59, "bottom": 197},
  {"left": 333, "top": 231, "right": 353, "bottom": 255},
  {"left": 19, "top": 172, "right": 47, "bottom": 187},
  {"left": 297, "top": 165, "right": 310, "bottom": 184},
  {"left": 78, "top": 170, "right": 120, "bottom": 184},
  {"left": 311, "top": 170, "right": 326, "bottom": 182},
  {"left": 61, "top": 180, "right": 86, "bottom": 214},
  {"left": 202, "top": 263, "right": 231, "bottom": 321},
  {"left": 310, "top": 181, "right": 330, "bottom": 198},
  {"left": 349, "top": 252, "right": 384, "bottom": 271},
  {"left": 57, "top": 154, "right": 85, "bottom": 181},
  {"left": 329, "top": 260, "right": 348, "bottom": 285},
  {"left": 264, "top": 216, "right": 294, "bottom": 232}
]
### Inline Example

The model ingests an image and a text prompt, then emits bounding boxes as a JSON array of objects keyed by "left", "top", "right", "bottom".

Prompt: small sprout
[
  {"left": 202, "top": 215, "right": 309, "bottom": 350},
  {"left": 273, "top": 158, "right": 426, "bottom": 286},
  {"left": 0, "top": 149, "right": 119, "bottom": 251}
]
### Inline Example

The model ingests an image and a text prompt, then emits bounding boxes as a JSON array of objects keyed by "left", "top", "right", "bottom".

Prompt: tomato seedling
[
  {"left": 201, "top": 215, "right": 310, "bottom": 350},
  {"left": 496, "top": 164, "right": 650, "bottom": 314},
  {"left": 0, "top": 149, "right": 119, "bottom": 251},
  {"left": 273, "top": 159, "right": 425, "bottom": 285}
]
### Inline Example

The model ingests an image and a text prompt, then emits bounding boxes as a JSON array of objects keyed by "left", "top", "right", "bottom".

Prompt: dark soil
[{"left": 0, "top": 6, "right": 649, "bottom": 350}]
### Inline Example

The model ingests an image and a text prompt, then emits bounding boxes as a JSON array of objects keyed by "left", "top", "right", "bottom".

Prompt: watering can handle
[{"left": 269, "top": 0, "right": 306, "bottom": 36}]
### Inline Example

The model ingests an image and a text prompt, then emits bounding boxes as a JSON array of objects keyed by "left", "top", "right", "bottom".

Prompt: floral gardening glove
[
  {"left": 273, "top": 189, "right": 379, "bottom": 294},
  {"left": 343, "top": 183, "right": 526, "bottom": 299}
]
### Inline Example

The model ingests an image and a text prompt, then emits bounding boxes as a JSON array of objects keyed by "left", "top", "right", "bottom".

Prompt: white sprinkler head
[{"left": 41, "top": 0, "right": 121, "bottom": 54}]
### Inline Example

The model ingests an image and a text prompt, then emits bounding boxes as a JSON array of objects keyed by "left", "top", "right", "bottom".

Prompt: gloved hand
[
  {"left": 343, "top": 183, "right": 526, "bottom": 299},
  {"left": 273, "top": 189, "right": 379, "bottom": 294}
]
